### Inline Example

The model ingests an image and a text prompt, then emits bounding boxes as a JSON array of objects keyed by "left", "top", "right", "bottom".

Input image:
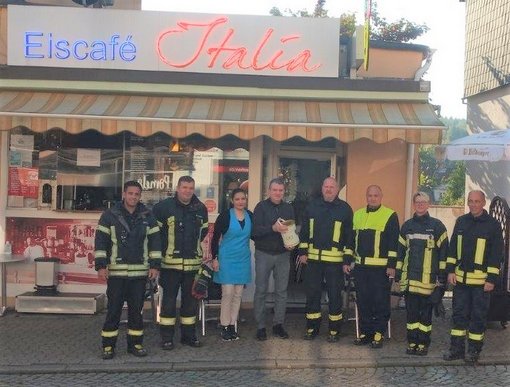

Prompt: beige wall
[
  {"left": 346, "top": 138, "right": 408, "bottom": 222},
  {"left": 357, "top": 48, "right": 424, "bottom": 79}
]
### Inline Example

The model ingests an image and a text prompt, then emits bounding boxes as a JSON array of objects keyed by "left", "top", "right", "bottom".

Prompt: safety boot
[
  {"left": 415, "top": 344, "right": 428, "bottom": 356},
  {"left": 102, "top": 346, "right": 115, "bottom": 360},
  {"left": 327, "top": 330, "right": 340, "bottom": 343},
  {"left": 371, "top": 332, "right": 384, "bottom": 349},
  {"left": 443, "top": 350, "right": 465, "bottom": 361},
  {"left": 127, "top": 344, "right": 148, "bottom": 357},
  {"left": 405, "top": 343, "right": 417, "bottom": 355},
  {"left": 354, "top": 334, "right": 371, "bottom": 346},
  {"left": 304, "top": 328, "right": 319, "bottom": 340},
  {"left": 464, "top": 351, "right": 480, "bottom": 365}
]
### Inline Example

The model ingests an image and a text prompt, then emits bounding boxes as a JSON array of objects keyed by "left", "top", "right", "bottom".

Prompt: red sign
[
  {"left": 8, "top": 167, "right": 39, "bottom": 198},
  {"left": 213, "top": 165, "right": 249, "bottom": 173},
  {"left": 204, "top": 199, "right": 217, "bottom": 213},
  {"left": 157, "top": 17, "right": 321, "bottom": 73}
]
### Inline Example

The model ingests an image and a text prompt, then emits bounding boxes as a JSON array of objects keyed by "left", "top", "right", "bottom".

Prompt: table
[{"left": 0, "top": 253, "right": 26, "bottom": 316}]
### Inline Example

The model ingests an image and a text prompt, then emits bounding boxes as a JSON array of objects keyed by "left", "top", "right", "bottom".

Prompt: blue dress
[{"left": 213, "top": 208, "right": 252, "bottom": 285}]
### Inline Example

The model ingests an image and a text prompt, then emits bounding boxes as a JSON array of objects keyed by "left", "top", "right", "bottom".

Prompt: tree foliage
[
  {"left": 418, "top": 118, "right": 467, "bottom": 205},
  {"left": 270, "top": 0, "right": 428, "bottom": 43},
  {"left": 370, "top": 1, "right": 429, "bottom": 43}
]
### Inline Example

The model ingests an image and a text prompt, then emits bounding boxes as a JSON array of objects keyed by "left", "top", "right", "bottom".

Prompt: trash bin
[{"left": 34, "top": 257, "right": 60, "bottom": 295}]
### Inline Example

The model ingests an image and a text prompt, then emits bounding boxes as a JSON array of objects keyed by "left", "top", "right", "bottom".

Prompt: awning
[{"left": 0, "top": 91, "right": 444, "bottom": 144}]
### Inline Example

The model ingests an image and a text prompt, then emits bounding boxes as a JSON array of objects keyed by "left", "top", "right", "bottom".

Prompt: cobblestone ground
[{"left": 2, "top": 365, "right": 510, "bottom": 387}]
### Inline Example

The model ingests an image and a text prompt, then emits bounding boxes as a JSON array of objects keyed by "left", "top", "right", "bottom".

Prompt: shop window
[
  {"left": 7, "top": 127, "right": 249, "bottom": 217},
  {"left": 124, "top": 133, "right": 249, "bottom": 217}
]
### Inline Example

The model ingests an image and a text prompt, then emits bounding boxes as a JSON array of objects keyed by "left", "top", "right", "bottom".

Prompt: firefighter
[
  {"left": 153, "top": 176, "right": 208, "bottom": 350},
  {"left": 344, "top": 185, "right": 399, "bottom": 348},
  {"left": 95, "top": 180, "right": 161, "bottom": 360},
  {"left": 443, "top": 190, "right": 503, "bottom": 364},
  {"left": 298, "top": 177, "right": 354, "bottom": 342},
  {"left": 396, "top": 192, "right": 448, "bottom": 356}
]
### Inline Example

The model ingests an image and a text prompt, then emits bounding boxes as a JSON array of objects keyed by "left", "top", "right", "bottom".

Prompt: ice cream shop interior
[{"left": 0, "top": 1, "right": 444, "bottom": 311}]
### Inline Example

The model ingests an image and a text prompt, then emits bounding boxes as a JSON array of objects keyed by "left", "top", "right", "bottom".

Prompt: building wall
[
  {"left": 467, "top": 84, "right": 510, "bottom": 133},
  {"left": 356, "top": 47, "right": 425, "bottom": 79},
  {"left": 464, "top": 0, "right": 510, "bottom": 98},
  {"left": 345, "top": 138, "right": 408, "bottom": 221}
]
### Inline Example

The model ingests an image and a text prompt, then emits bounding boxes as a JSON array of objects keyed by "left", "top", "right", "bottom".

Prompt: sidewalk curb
[{"left": 2, "top": 357, "right": 510, "bottom": 375}]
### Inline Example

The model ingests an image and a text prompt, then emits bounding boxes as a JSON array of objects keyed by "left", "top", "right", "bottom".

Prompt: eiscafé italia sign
[{"left": 7, "top": 5, "right": 340, "bottom": 77}]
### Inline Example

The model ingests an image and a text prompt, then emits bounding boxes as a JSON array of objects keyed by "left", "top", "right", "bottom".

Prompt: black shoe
[
  {"left": 228, "top": 325, "right": 239, "bottom": 341},
  {"left": 304, "top": 328, "right": 319, "bottom": 340},
  {"left": 127, "top": 344, "right": 148, "bottom": 357},
  {"left": 354, "top": 334, "right": 371, "bottom": 346},
  {"left": 406, "top": 343, "right": 417, "bottom": 355},
  {"left": 371, "top": 332, "right": 384, "bottom": 349},
  {"left": 161, "top": 341, "right": 174, "bottom": 351},
  {"left": 443, "top": 350, "right": 465, "bottom": 361},
  {"left": 102, "top": 346, "right": 115, "bottom": 360},
  {"left": 464, "top": 351, "right": 479, "bottom": 365},
  {"left": 272, "top": 324, "right": 289, "bottom": 339},
  {"left": 221, "top": 326, "right": 233, "bottom": 342},
  {"left": 327, "top": 332, "right": 340, "bottom": 343},
  {"left": 415, "top": 344, "right": 428, "bottom": 356},
  {"left": 181, "top": 336, "right": 201, "bottom": 348},
  {"left": 256, "top": 328, "right": 267, "bottom": 341}
]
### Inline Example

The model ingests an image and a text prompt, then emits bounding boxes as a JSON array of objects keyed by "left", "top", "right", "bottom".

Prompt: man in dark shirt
[
  {"left": 443, "top": 190, "right": 503, "bottom": 364},
  {"left": 252, "top": 177, "right": 296, "bottom": 341}
]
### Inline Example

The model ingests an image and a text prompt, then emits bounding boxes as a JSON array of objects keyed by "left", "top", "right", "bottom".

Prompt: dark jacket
[
  {"left": 210, "top": 208, "right": 254, "bottom": 259},
  {"left": 446, "top": 210, "right": 503, "bottom": 285},
  {"left": 298, "top": 197, "right": 354, "bottom": 264},
  {"left": 94, "top": 202, "right": 162, "bottom": 277},
  {"left": 152, "top": 195, "right": 208, "bottom": 271},
  {"left": 252, "top": 198, "right": 295, "bottom": 254},
  {"left": 397, "top": 212, "right": 448, "bottom": 295}
]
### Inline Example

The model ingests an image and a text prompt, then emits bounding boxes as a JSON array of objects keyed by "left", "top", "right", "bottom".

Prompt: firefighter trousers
[
  {"left": 354, "top": 266, "right": 391, "bottom": 338},
  {"left": 450, "top": 283, "right": 490, "bottom": 354},
  {"left": 405, "top": 292, "right": 433, "bottom": 346},
  {"left": 101, "top": 277, "right": 146, "bottom": 349},
  {"left": 304, "top": 261, "right": 344, "bottom": 334},
  {"left": 159, "top": 269, "right": 198, "bottom": 342}
]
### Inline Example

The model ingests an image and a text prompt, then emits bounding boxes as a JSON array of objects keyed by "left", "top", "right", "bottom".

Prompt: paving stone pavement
[
  {"left": 2, "top": 366, "right": 510, "bottom": 387},
  {"left": 0, "top": 299, "right": 509, "bottom": 377}
]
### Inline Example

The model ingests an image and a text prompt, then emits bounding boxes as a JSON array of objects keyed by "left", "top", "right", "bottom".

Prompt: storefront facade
[{"left": 0, "top": 5, "right": 444, "bottom": 304}]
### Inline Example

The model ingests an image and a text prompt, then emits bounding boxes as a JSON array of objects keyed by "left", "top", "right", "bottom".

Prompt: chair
[
  {"left": 198, "top": 283, "right": 238, "bottom": 336},
  {"left": 344, "top": 275, "right": 392, "bottom": 339}
]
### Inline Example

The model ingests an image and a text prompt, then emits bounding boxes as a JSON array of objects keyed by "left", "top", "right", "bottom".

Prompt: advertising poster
[
  {"left": 5, "top": 217, "right": 101, "bottom": 286},
  {"left": 8, "top": 167, "right": 39, "bottom": 198}
]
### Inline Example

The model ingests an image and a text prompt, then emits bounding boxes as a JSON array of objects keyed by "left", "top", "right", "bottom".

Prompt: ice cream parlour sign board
[{"left": 7, "top": 5, "right": 340, "bottom": 78}]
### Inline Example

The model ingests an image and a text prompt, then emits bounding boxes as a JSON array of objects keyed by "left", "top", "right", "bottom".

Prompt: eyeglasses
[{"left": 414, "top": 201, "right": 429, "bottom": 205}]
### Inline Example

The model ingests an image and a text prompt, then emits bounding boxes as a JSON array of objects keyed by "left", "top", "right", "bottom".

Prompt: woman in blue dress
[{"left": 211, "top": 188, "right": 253, "bottom": 341}]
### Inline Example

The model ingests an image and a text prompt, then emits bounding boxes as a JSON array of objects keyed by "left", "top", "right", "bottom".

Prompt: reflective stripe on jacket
[
  {"left": 397, "top": 213, "right": 448, "bottom": 295},
  {"left": 352, "top": 205, "right": 399, "bottom": 268},
  {"left": 445, "top": 210, "right": 503, "bottom": 286},
  {"left": 298, "top": 197, "right": 353, "bottom": 264}
]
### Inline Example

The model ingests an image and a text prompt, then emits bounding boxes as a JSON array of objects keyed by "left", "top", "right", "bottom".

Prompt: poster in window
[{"left": 8, "top": 167, "right": 39, "bottom": 199}]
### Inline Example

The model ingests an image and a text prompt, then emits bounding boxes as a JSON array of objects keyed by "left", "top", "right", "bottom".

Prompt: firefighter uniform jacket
[
  {"left": 298, "top": 197, "right": 354, "bottom": 263},
  {"left": 446, "top": 210, "right": 503, "bottom": 286},
  {"left": 397, "top": 212, "right": 448, "bottom": 295},
  {"left": 152, "top": 195, "right": 208, "bottom": 272},
  {"left": 349, "top": 205, "right": 399, "bottom": 268},
  {"left": 94, "top": 202, "right": 162, "bottom": 277}
]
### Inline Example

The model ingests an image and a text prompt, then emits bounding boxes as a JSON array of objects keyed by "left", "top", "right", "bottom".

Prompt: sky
[{"left": 142, "top": 0, "right": 466, "bottom": 119}]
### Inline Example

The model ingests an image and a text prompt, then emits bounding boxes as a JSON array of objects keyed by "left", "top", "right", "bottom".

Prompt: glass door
[{"left": 278, "top": 151, "right": 335, "bottom": 307}]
